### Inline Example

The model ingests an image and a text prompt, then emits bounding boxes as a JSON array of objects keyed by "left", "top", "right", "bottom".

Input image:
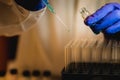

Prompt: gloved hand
[
  {"left": 84, "top": 2, "right": 120, "bottom": 40},
  {"left": 15, "top": 0, "right": 48, "bottom": 11}
]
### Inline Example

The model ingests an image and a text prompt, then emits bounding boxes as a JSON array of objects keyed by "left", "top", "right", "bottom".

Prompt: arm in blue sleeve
[{"left": 15, "top": 0, "right": 48, "bottom": 11}]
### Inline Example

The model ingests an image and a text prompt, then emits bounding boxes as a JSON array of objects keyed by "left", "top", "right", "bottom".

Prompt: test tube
[
  {"left": 80, "top": 7, "right": 100, "bottom": 34},
  {"left": 96, "top": 39, "right": 104, "bottom": 63},
  {"left": 73, "top": 41, "right": 81, "bottom": 73},
  {"left": 90, "top": 39, "right": 100, "bottom": 74},
  {"left": 65, "top": 40, "right": 82, "bottom": 73},
  {"left": 112, "top": 40, "right": 118, "bottom": 63},
  {"left": 76, "top": 40, "right": 84, "bottom": 73},
  {"left": 90, "top": 39, "right": 98, "bottom": 63},
  {"left": 111, "top": 40, "right": 120, "bottom": 74},
  {"left": 115, "top": 41, "right": 120, "bottom": 74},
  {"left": 102, "top": 40, "right": 112, "bottom": 63},
  {"left": 80, "top": 7, "right": 91, "bottom": 20},
  {"left": 64, "top": 40, "right": 74, "bottom": 72},
  {"left": 100, "top": 40, "right": 111, "bottom": 74},
  {"left": 70, "top": 40, "right": 79, "bottom": 73},
  {"left": 117, "top": 41, "right": 120, "bottom": 63},
  {"left": 81, "top": 39, "right": 91, "bottom": 74}
]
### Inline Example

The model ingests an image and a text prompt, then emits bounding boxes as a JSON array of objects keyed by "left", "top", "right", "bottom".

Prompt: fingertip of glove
[{"left": 84, "top": 16, "right": 95, "bottom": 27}]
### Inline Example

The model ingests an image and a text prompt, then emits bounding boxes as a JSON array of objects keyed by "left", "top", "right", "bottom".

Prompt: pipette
[
  {"left": 42, "top": 0, "right": 70, "bottom": 32},
  {"left": 42, "top": 0, "right": 55, "bottom": 14}
]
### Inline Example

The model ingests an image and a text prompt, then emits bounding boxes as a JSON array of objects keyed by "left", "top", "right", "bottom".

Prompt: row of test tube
[{"left": 64, "top": 39, "right": 120, "bottom": 72}]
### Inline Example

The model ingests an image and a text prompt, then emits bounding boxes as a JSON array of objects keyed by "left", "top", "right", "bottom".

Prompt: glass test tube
[
  {"left": 73, "top": 41, "right": 81, "bottom": 73},
  {"left": 111, "top": 41, "right": 120, "bottom": 74},
  {"left": 80, "top": 7, "right": 91, "bottom": 20},
  {"left": 65, "top": 40, "right": 84, "bottom": 73},
  {"left": 112, "top": 41, "right": 120, "bottom": 63},
  {"left": 70, "top": 40, "right": 78, "bottom": 73},
  {"left": 102, "top": 40, "right": 112, "bottom": 63},
  {"left": 64, "top": 40, "right": 74, "bottom": 72}
]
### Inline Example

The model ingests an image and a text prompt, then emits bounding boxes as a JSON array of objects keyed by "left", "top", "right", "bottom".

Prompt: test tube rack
[
  {"left": 62, "top": 39, "right": 120, "bottom": 80},
  {"left": 62, "top": 62, "right": 120, "bottom": 80}
]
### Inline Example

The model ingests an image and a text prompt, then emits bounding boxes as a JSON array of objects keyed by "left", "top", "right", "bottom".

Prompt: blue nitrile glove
[
  {"left": 84, "top": 2, "right": 120, "bottom": 37},
  {"left": 15, "top": 0, "right": 48, "bottom": 11}
]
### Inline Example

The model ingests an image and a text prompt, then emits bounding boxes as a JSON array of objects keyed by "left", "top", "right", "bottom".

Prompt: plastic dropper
[{"left": 42, "top": 0, "right": 70, "bottom": 32}]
